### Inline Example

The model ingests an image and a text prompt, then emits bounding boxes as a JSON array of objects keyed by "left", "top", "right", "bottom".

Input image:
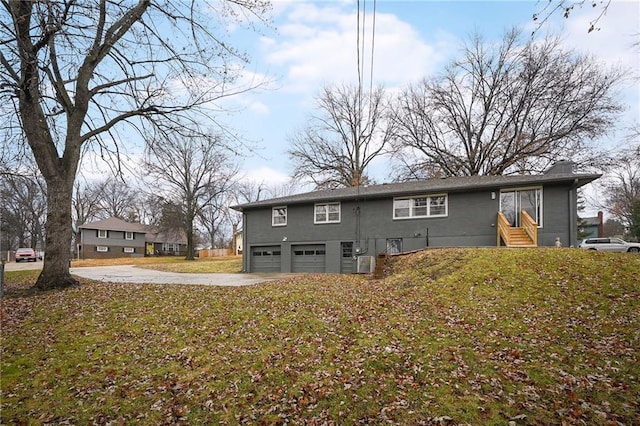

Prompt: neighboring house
[
  {"left": 78, "top": 217, "right": 187, "bottom": 259},
  {"left": 231, "top": 161, "right": 600, "bottom": 274},
  {"left": 145, "top": 227, "right": 188, "bottom": 257},
  {"left": 232, "top": 225, "right": 243, "bottom": 255},
  {"left": 578, "top": 211, "right": 604, "bottom": 240}
]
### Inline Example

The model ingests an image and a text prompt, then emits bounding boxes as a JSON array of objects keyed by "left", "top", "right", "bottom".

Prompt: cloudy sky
[{"left": 223, "top": 0, "right": 639, "bottom": 186}]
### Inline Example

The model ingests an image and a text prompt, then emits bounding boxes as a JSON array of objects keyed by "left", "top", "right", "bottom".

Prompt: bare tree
[
  {"left": 0, "top": 169, "right": 46, "bottom": 250},
  {"left": 0, "top": 0, "right": 269, "bottom": 289},
  {"left": 71, "top": 179, "right": 107, "bottom": 254},
  {"left": 95, "top": 178, "right": 140, "bottom": 221},
  {"left": 602, "top": 141, "right": 640, "bottom": 239},
  {"left": 532, "top": 0, "right": 612, "bottom": 34},
  {"left": 288, "top": 84, "right": 393, "bottom": 189},
  {"left": 144, "top": 131, "right": 237, "bottom": 260},
  {"left": 198, "top": 190, "right": 233, "bottom": 250},
  {"left": 391, "top": 29, "right": 624, "bottom": 179}
]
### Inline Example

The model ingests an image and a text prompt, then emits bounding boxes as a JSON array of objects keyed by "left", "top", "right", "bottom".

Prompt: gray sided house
[
  {"left": 79, "top": 217, "right": 187, "bottom": 259},
  {"left": 232, "top": 162, "right": 600, "bottom": 274}
]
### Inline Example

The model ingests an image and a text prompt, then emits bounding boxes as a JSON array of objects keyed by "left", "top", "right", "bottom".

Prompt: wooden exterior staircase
[
  {"left": 497, "top": 211, "right": 538, "bottom": 248},
  {"left": 373, "top": 253, "right": 389, "bottom": 279}
]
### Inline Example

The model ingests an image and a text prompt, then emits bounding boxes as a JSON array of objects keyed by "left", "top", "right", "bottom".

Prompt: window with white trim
[
  {"left": 98, "top": 229, "right": 108, "bottom": 238},
  {"left": 96, "top": 246, "right": 108, "bottom": 252},
  {"left": 272, "top": 206, "right": 287, "bottom": 227},
  {"left": 123, "top": 247, "right": 135, "bottom": 253},
  {"left": 162, "top": 243, "right": 179, "bottom": 252},
  {"left": 393, "top": 194, "right": 448, "bottom": 219},
  {"left": 125, "top": 231, "right": 134, "bottom": 240},
  {"left": 314, "top": 202, "right": 341, "bottom": 224}
]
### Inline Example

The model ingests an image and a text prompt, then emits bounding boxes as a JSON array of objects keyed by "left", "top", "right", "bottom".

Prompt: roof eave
[{"left": 233, "top": 173, "right": 602, "bottom": 210}]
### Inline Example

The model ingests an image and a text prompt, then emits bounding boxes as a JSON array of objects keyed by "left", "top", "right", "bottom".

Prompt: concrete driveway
[
  {"left": 70, "top": 265, "right": 275, "bottom": 286},
  {"left": 4, "top": 262, "right": 277, "bottom": 286}
]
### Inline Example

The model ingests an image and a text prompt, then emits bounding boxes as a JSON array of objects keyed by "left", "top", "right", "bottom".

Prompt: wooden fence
[{"left": 198, "top": 248, "right": 234, "bottom": 258}]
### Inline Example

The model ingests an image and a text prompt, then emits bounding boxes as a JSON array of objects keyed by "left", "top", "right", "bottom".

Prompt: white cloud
[
  {"left": 240, "top": 165, "right": 291, "bottom": 185},
  {"left": 562, "top": 2, "right": 640, "bottom": 137},
  {"left": 264, "top": 2, "right": 449, "bottom": 95},
  {"left": 78, "top": 149, "right": 145, "bottom": 184},
  {"left": 248, "top": 101, "right": 270, "bottom": 114},
  {"left": 560, "top": 2, "right": 639, "bottom": 71}
]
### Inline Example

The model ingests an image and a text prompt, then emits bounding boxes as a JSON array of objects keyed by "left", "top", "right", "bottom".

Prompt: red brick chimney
[{"left": 597, "top": 211, "right": 604, "bottom": 238}]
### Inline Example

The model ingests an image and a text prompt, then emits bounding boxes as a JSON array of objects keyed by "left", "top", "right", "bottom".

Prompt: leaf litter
[{"left": 1, "top": 248, "right": 638, "bottom": 424}]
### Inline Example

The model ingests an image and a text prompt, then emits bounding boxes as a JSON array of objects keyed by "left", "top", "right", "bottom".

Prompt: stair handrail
[
  {"left": 521, "top": 210, "right": 538, "bottom": 247},
  {"left": 497, "top": 212, "right": 511, "bottom": 246}
]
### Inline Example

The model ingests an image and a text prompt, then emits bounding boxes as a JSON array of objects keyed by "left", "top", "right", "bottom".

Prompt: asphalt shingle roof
[
  {"left": 231, "top": 171, "right": 601, "bottom": 211},
  {"left": 78, "top": 217, "right": 147, "bottom": 232}
]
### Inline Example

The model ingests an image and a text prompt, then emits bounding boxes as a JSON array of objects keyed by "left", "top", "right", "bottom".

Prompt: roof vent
[{"left": 545, "top": 160, "right": 575, "bottom": 175}]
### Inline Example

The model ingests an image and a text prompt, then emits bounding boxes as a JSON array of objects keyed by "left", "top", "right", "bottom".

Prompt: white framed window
[
  {"left": 272, "top": 206, "right": 287, "bottom": 227},
  {"left": 96, "top": 246, "right": 108, "bottom": 252},
  {"left": 314, "top": 202, "right": 341, "bottom": 224},
  {"left": 123, "top": 247, "right": 135, "bottom": 253},
  {"left": 125, "top": 231, "right": 134, "bottom": 240},
  {"left": 393, "top": 194, "right": 448, "bottom": 219},
  {"left": 98, "top": 229, "right": 108, "bottom": 238}
]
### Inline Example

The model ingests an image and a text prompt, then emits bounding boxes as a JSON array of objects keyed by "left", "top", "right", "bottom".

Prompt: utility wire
[{"left": 369, "top": 0, "right": 377, "bottom": 100}]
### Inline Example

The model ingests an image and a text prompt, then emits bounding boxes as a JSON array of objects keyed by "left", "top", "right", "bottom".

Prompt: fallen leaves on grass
[{"left": 2, "top": 248, "right": 639, "bottom": 424}]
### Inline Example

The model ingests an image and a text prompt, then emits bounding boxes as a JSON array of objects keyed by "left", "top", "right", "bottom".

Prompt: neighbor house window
[
  {"left": 314, "top": 202, "right": 341, "bottom": 224},
  {"left": 125, "top": 232, "right": 134, "bottom": 240},
  {"left": 162, "top": 243, "right": 179, "bottom": 253},
  {"left": 98, "top": 229, "right": 108, "bottom": 238},
  {"left": 123, "top": 247, "right": 135, "bottom": 253},
  {"left": 272, "top": 206, "right": 287, "bottom": 226},
  {"left": 393, "top": 194, "right": 448, "bottom": 219},
  {"left": 96, "top": 246, "right": 108, "bottom": 252}
]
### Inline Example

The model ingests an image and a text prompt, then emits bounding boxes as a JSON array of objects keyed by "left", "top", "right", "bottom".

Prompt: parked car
[
  {"left": 579, "top": 237, "right": 640, "bottom": 253},
  {"left": 15, "top": 248, "right": 38, "bottom": 262}
]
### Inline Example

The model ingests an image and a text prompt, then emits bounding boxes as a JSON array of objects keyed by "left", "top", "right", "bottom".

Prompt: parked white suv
[{"left": 579, "top": 238, "right": 640, "bottom": 253}]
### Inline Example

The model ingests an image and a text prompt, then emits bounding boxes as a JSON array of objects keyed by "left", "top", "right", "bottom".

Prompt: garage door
[
  {"left": 250, "top": 246, "right": 282, "bottom": 273},
  {"left": 292, "top": 244, "right": 326, "bottom": 273}
]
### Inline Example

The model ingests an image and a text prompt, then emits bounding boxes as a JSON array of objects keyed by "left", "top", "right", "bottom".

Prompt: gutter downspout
[
  {"left": 569, "top": 179, "right": 579, "bottom": 247},
  {"left": 242, "top": 212, "right": 248, "bottom": 272}
]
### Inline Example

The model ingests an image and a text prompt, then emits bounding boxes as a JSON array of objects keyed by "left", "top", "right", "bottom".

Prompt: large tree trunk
[
  {"left": 185, "top": 214, "right": 196, "bottom": 261},
  {"left": 35, "top": 176, "right": 78, "bottom": 290}
]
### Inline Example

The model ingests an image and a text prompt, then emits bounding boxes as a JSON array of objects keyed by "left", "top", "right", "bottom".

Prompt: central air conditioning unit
[{"left": 356, "top": 256, "right": 376, "bottom": 274}]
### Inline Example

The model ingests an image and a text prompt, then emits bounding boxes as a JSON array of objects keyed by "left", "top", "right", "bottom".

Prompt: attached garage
[
  {"left": 292, "top": 244, "right": 326, "bottom": 273},
  {"left": 250, "top": 246, "right": 282, "bottom": 273}
]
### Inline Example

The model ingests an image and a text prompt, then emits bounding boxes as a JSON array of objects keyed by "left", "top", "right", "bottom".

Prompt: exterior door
[
  {"left": 500, "top": 191, "right": 517, "bottom": 226},
  {"left": 340, "top": 242, "right": 354, "bottom": 273},
  {"left": 500, "top": 189, "right": 542, "bottom": 227}
]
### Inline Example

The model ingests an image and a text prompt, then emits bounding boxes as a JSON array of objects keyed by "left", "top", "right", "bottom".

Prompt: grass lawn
[{"left": 2, "top": 248, "right": 639, "bottom": 424}]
